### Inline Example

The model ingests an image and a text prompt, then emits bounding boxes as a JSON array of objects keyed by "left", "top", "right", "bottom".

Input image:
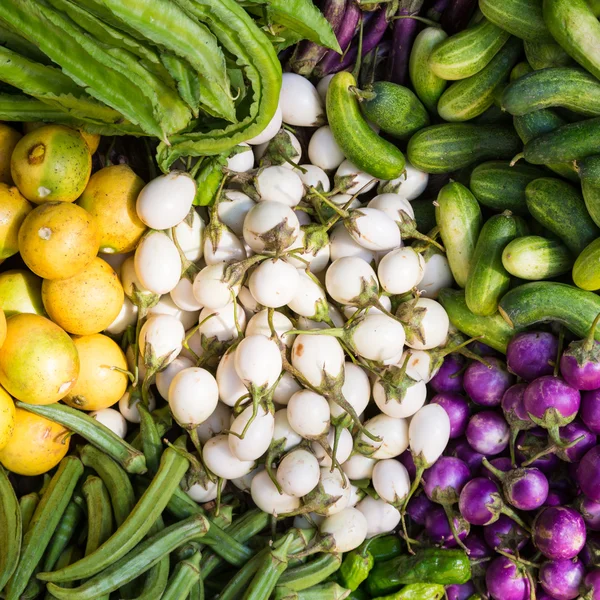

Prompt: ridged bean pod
[{"left": 0, "top": 466, "right": 21, "bottom": 592}]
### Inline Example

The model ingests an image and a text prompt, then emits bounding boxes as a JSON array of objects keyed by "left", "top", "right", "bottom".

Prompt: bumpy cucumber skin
[
  {"left": 573, "top": 238, "right": 600, "bottom": 291},
  {"left": 502, "top": 67, "right": 600, "bottom": 117},
  {"left": 502, "top": 236, "right": 573, "bottom": 280},
  {"left": 510, "top": 62, "right": 534, "bottom": 81},
  {"left": 579, "top": 155, "right": 600, "bottom": 228},
  {"left": 435, "top": 182, "right": 482, "bottom": 288},
  {"left": 359, "top": 81, "right": 429, "bottom": 140},
  {"left": 407, "top": 123, "right": 521, "bottom": 174},
  {"left": 469, "top": 161, "right": 545, "bottom": 215},
  {"left": 543, "top": 0, "right": 600, "bottom": 81},
  {"left": 479, "top": 0, "right": 553, "bottom": 42},
  {"left": 437, "top": 37, "right": 522, "bottom": 122},
  {"left": 326, "top": 72, "right": 405, "bottom": 180},
  {"left": 429, "top": 19, "right": 511, "bottom": 81},
  {"left": 524, "top": 40, "right": 573, "bottom": 69},
  {"left": 409, "top": 28, "right": 448, "bottom": 113},
  {"left": 525, "top": 177, "right": 600, "bottom": 255}
]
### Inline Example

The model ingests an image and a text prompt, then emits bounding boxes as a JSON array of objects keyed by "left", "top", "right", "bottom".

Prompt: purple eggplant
[
  {"left": 423, "top": 456, "right": 470, "bottom": 505},
  {"left": 399, "top": 450, "right": 417, "bottom": 479},
  {"left": 584, "top": 569, "right": 600, "bottom": 600},
  {"left": 539, "top": 558, "right": 585, "bottom": 600},
  {"left": 445, "top": 582, "right": 475, "bottom": 600},
  {"left": 560, "top": 312, "right": 600, "bottom": 390},
  {"left": 387, "top": 0, "right": 425, "bottom": 86},
  {"left": 556, "top": 419, "right": 597, "bottom": 462},
  {"left": 516, "top": 429, "right": 561, "bottom": 474},
  {"left": 502, "top": 383, "right": 536, "bottom": 466},
  {"left": 582, "top": 389, "right": 600, "bottom": 435},
  {"left": 523, "top": 375, "right": 581, "bottom": 446},
  {"left": 482, "top": 457, "right": 549, "bottom": 511},
  {"left": 485, "top": 555, "right": 531, "bottom": 600},
  {"left": 507, "top": 331, "right": 558, "bottom": 381},
  {"left": 544, "top": 489, "right": 571, "bottom": 507},
  {"left": 464, "top": 530, "right": 491, "bottom": 559},
  {"left": 440, "top": 0, "right": 478, "bottom": 35},
  {"left": 431, "top": 392, "right": 470, "bottom": 439},
  {"left": 427, "top": 0, "right": 451, "bottom": 21},
  {"left": 424, "top": 505, "right": 469, "bottom": 547},
  {"left": 465, "top": 410, "right": 510, "bottom": 455},
  {"left": 446, "top": 438, "right": 484, "bottom": 474},
  {"left": 464, "top": 357, "right": 515, "bottom": 407},
  {"left": 406, "top": 492, "right": 434, "bottom": 525},
  {"left": 482, "top": 456, "right": 512, "bottom": 483},
  {"left": 532, "top": 506, "right": 586, "bottom": 560},
  {"left": 578, "top": 445, "right": 600, "bottom": 502},
  {"left": 483, "top": 513, "right": 529, "bottom": 554},
  {"left": 469, "top": 340, "right": 498, "bottom": 357},
  {"left": 577, "top": 494, "right": 600, "bottom": 531},
  {"left": 430, "top": 355, "right": 465, "bottom": 393}
]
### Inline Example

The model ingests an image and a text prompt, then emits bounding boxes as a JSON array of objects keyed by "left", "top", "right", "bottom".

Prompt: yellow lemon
[
  {"left": 23, "top": 122, "right": 100, "bottom": 154},
  {"left": 0, "top": 310, "right": 5, "bottom": 349},
  {"left": 0, "top": 270, "right": 45, "bottom": 317},
  {"left": 0, "top": 183, "right": 32, "bottom": 260},
  {"left": 0, "top": 386, "right": 15, "bottom": 451},
  {"left": 0, "top": 124, "right": 22, "bottom": 185}
]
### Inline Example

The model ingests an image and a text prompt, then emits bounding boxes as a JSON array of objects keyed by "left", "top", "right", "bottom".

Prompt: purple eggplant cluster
[{"left": 403, "top": 328, "right": 600, "bottom": 600}]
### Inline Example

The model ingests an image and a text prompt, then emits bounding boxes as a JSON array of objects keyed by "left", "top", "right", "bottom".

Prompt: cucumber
[
  {"left": 465, "top": 212, "right": 520, "bottom": 316},
  {"left": 435, "top": 182, "right": 482, "bottom": 288},
  {"left": 358, "top": 81, "right": 429, "bottom": 140},
  {"left": 498, "top": 281, "right": 600, "bottom": 340},
  {"left": 472, "top": 104, "right": 512, "bottom": 125},
  {"left": 479, "top": 0, "right": 552, "bottom": 42},
  {"left": 525, "top": 177, "right": 600, "bottom": 255},
  {"left": 409, "top": 27, "right": 448, "bottom": 113},
  {"left": 573, "top": 238, "right": 600, "bottom": 290},
  {"left": 543, "top": 0, "right": 600, "bottom": 81},
  {"left": 429, "top": 19, "right": 511, "bottom": 81},
  {"left": 437, "top": 37, "right": 522, "bottom": 122},
  {"left": 579, "top": 155, "right": 600, "bottom": 228},
  {"left": 438, "top": 289, "right": 515, "bottom": 353},
  {"left": 501, "top": 68, "right": 600, "bottom": 117},
  {"left": 469, "top": 160, "right": 545, "bottom": 215},
  {"left": 412, "top": 197, "right": 437, "bottom": 234},
  {"left": 523, "top": 117, "right": 600, "bottom": 165},
  {"left": 502, "top": 236, "right": 574, "bottom": 280},
  {"left": 407, "top": 123, "right": 522, "bottom": 174},
  {"left": 523, "top": 40, "right": 573, "bottom": 69},
  {"left": 326, "top": 72, "right": 405, "bottom": 180},
  {"left": 510, "top": 62, "right": 533, "bottom": 81}
]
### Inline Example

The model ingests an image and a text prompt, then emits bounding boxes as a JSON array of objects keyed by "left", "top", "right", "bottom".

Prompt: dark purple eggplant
[
  {"left": 427, "top": 0, "right": 451, "bottom": 21},
  {"left": 387, "top": 0, "right": 425, "bottom": 85},
  {"left": 440, "top": 0, "right": 478, "bottom": 35}
]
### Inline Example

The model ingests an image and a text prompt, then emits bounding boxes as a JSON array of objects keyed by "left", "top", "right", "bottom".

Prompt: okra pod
[
  {"left": 41, "top": 500, "right": 84, "bottom": 572},
  {"left": 19, "top": 492, "right": 39, "bottom": 534},
  {"left": 277, "top": 553, "right": 342, "bottom": 591},
  {"left": 218, "top": 548, "right": 270, "bottom": 600},
  {"left": 161, "top": 550, "right": 202, "bottom": 600},
  {"left": 82, "top": 476, "right": 114, "bottom": 556},
  {"left": 43, "top": 546, "right": 82, "bottom": 600},
  {"left": 45, "top": 515, "right": 210, "bottom": 600},
  {"left": 15, "top": 401, "right": 147, "bottom": 475},
  {"left": 0, "top": 466, "right": 21, "bottom": 591},
  {"left": 137, "top": 403, "right": 163, "bottom": 473},
  {"left": 274, "top": 582, "right": 351, "bottom": 600}
]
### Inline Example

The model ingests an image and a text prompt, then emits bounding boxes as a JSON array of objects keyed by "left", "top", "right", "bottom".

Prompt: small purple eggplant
[
  {"left": 423, "top": 456, "right": 470, "bottom": 505},
  {"left": 445, "top": 438, "right": 484, "bottom": 474},
  {"left": 406, "top": 492, "right": 434, "bottom": 526},
  {"left": 399, "top": 450, "right": 417, "bottom": 479},
  {"left": 464, "top": 357, "right": 515, "bottom": 407},
  {"left": 560, "top": 312, "right": 600, "bottom": 390},
  {"left": 539, "top": 558, "right": 585, "bottom": 600},
  {"left": 482, "top": 457, "right": 549, "bottom": 511},
  {"left": 485, "top": 555, "right": 531, "bottom": 600},
  {"left": 481, "top": 457, "right": 512, "bottom": 483},
  {"left": 445, "top": 582, "right": 475, "bottom": 600},
  {"left": 584, "top": 569, "right": 600, "bottom": 600},
  {"left": 556, "top": 419, "right": 597, "bottom": 462},
  {"left": 545, "top": 488, "right": 572, "bottom": 508},
  {"left": 507, "top": 331, "right": 558, "bottom": 381},
  {"left": 516, "top": 429, "right": 561, "bottom": 473},
  {"left": 425, "top": 505, "right": 469, "bottom": 548},
  {"left": 532, "top": 506, "right": 587, "bottom": 560},
  {"left": 581, "top": 389, "right": 600, "bottom": 435},
  {"left": 463, "top": 530, "right": 491, "bottom": 559},
  {"left": 466, "top": 410, "right": 510, "bottom": 455},
  {"left": 523, "top": 375, "right": 581, "bottom": 446},
  {"left": 578, "top": 445, "right": 600, "bottom": 502},
  {"left": 483, "top": 513, "right": 529, "bottom": 554},
  {"left": 469, "top": 339, "right": 498, "bottom": 357},
  {"left": 431, "top": 392, "right": 470, "bottom": 439},
  {"left": 430, "top": 355, "right": 465, "bottom": 393},
  {"left": 577, "top": 494, "right": 600, "bottom": 531},
  {"left": 502, "top": 383, "right": 536, "bottom": 466},
  {"left": 427, "top": 0, "right": 451, "bottom": 22}
]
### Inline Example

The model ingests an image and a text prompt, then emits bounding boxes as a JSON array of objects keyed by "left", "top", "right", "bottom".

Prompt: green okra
[
  {"left": 0, "top": 466, "right": 21, "bottom": 592},
  {"left": 137, "top": 403, "right": 163, "bottom": 473},
  {"left": 82, "top": 476, "right": 114, "bottom": 556},
  {"left": 42, "top": 500, "right": 84, "bottom": 572},
  {"left": 161, "top": 550, "right": 202, "bottom": 600},
  {"left": 18, "top": 492, "right": 39, "bottom": 535},
  {"left": 278, "top": 553, "right": 342, "bottom": 591}
]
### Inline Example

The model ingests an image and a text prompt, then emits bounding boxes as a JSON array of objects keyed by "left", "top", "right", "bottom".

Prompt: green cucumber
[
  {"left": 429, "top": 19, "right": 510, "bottom": 81},
  {"left": 465, "top": 212, "right": 520, "bottom": 316},
  {"left": 472, "top": 104, "right": 512, "bottom": 125},
  {"left": 469, "top": 160, "right": 545, "bottom": 215},
  {"left": 523, "top": 40, "right": 573, "bottom": 69},
  {"left": 407, "top": 123, "right": 521, "bottom": 174},
  {"left": 502, "top": 68, "right": 600, "bottom": 117},
  {"left": 523, "top": 117, "right": 600, "bottom": 165},
  {"left": 579, "top": 155, "right": 600, "bottom": 228},
  {"left": 438, "top": 289, "right": 516, "bottom": 353},
  {"left": 479, "top": 0, "right": 552, "bottom": 42},
  {"left": 326, "top": 72, "right": 405, "bottom": 180},
  {"left": 525, "top": 178, "right": 600, "bottom": 255},
  {"left": 502, "top": 236, "right": 573, "bottom": 280},
  {"left": 543, "top": 0, "right": 600, "bottom": 81},
  {"left": 510, "top": 62, "right": 533, "bottom": 81},
  {"left": 573, "top": 238, "right": 600, "bottom": 290},
  {"left": 437, "top": 37, "right": 522, "bottom": 122},
  {"left": 409, "top": 27, "right": 448, "bottom": 113},
  {"left": 357, "top": 81, "right": 429, "bottom": 140},
  {"left": 498, "top": 281, "right": 600, "bottom": 340},
  {"left": 411, "top": 198, "right": 437, "bottom": 234},
  {"left": 435, "top": 182, "right": 482, "bottom": 288}
]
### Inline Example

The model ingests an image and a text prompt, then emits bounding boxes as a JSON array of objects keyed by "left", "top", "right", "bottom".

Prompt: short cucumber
[
  {"left": 411, "top": 198, "right": 437, "bottom": 234},
  {"left": 502, "top": 236, "right": 574, "bottom": 280},
  {"left": 498, "top": 281, "right": 600, "bottom": 340},
  {"left": 510, "top": 62, "right": 533, "bottom": 81},
  {"left": 523, "top": 40, "right": 573, "bottom": 69},
  {"left": 407, "top": 123, "right": 522, "bottom": 174},
  {"left": 502, "top": 68, "right": 600, "bottom": 117},
  {"left": 435, "top": 182, "right": 482, "bottom": 288},
  {"left": 437, "top": 37, "right": 522, "bottom": 122},
  {"left": 472, "top": 104, "right": 512, "bottom": 125},
  {"left": 357, "top": 81, "right": 429, "bottom": 140},
  {"left": 469, "top": 160, "right": 545, "bottom": 215},
  {"left": 479, "top": 0, "right": 552, "bottom": 42},
  {"left": 579, "top": 155, "right": 600, "bottom": 228},
  {"left": 543, "top": 0, "right": 600, "bottom": 81},
  {"left": 409, "top": 27, "right": 448, "bottom": 113},
  {"left": 326, "top": 72, "right": 405, "bottom": 180},
  {"left": 465, "top": 212, "right": 520, "bottom": 316},
  {"left": 525, "top": 178, "right": 600, "bottom": 255},
  {"left": 429, "top": 19, "right": 511, "bottom": 81},
  {"left": 573, "top": 238, "right": 600, "bottom": 291}
]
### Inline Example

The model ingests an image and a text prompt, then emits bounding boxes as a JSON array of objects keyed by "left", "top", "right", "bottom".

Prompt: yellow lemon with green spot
[
  {"left": 23, "top": 122, "right": 100, "bottom": 154},
  {"left": 0, "top": 270, "right": 45, "bottom": 317},
  {"left": 0, "top": 386, "right": 15, "bottom": 451},
  {"left": 0, "top": 183, "right": 32, "bottom": 260}
]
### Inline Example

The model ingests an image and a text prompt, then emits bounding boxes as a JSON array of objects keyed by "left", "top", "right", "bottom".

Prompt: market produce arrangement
[{"left": 6, "top": 0, "right": 600, "bottom": 598}]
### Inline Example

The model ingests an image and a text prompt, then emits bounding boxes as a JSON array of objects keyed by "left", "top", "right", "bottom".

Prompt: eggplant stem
[{"left": 442, "top": 505, "right": 470, "bottom": 554}]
